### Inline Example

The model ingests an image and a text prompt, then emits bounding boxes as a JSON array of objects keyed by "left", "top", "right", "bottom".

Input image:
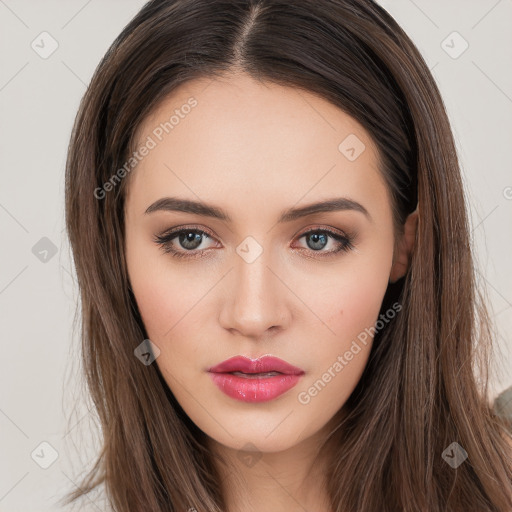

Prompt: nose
[{"left": 218, "top": 249, "right": 291, "bottom": 339}]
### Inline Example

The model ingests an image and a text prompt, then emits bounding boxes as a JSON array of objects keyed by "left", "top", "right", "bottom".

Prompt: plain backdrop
[{"left": 1, "top": 1, "right": 511, "bottom": 510}]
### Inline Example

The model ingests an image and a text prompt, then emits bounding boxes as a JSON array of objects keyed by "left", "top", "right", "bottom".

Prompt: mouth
[{"left": 207, "top": 355, "right": 304, "bottom": 402}]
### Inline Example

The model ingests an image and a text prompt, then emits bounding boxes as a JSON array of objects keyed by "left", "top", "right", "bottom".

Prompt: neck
[{"left": 208, "top": 413, "right": 343, "bottom": 512}]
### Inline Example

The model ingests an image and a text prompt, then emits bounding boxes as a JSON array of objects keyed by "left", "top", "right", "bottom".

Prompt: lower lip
[{"left": 208, "top": 372, "right": 303, "bottom": 403}]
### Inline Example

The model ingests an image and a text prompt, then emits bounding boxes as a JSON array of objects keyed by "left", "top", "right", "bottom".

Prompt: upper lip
[{"left": 208, "top": 355, "right": 304, "bottom": 375}]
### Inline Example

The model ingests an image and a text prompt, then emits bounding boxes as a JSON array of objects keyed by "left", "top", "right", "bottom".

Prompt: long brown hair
[{"left": 62, "top": 0, "right": 512, "bottom": 510}]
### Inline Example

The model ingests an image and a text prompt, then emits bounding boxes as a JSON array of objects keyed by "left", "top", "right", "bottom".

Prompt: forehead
[{"left": 126, "top": 73, "right": 388, "bottom": 220}]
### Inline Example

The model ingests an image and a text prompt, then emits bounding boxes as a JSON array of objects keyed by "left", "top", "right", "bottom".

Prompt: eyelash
[{"left": 153, "top": 225, "right": 355, "bottom": 260}]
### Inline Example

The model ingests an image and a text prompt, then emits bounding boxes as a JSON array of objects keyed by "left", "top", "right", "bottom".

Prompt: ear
[{"left": 389, "top": 207, "right": 418, "bottom": 284}]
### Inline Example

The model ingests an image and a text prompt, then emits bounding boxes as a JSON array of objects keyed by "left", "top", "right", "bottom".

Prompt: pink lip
[{"left": 207, "top": 355, "right": 305, "bottom": 403}]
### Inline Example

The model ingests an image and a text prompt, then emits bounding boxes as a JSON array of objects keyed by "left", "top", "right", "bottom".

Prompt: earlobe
[{"left": 389, "top": 208, "right": 419, "bottom": 283}]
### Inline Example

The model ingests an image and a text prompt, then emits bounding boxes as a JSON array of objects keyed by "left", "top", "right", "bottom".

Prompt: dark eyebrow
[{"left": 144, "top": 196, "right": 372, "bottom": 223}]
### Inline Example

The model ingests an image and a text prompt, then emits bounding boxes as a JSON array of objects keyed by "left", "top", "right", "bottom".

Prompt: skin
[{"left": 124, "top": 72, "right": 417, "bottom": 512}]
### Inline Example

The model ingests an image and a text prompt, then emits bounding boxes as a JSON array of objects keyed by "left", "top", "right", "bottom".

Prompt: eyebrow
[{"left": 144, "top": 196, "right": 372, "bottom": 223}]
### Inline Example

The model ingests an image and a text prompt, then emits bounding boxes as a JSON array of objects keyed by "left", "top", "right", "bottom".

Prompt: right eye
[{"left": 153, "top": 227, "right": 219, "bottom": 259}]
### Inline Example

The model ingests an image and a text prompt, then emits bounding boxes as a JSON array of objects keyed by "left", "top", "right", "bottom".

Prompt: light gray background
[{"left": 1, "top": 1, "right": 511, "bottom": 510}]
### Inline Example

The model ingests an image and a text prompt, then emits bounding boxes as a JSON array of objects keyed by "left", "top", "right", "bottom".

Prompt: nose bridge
[{"left": 220, "top": 241, "right": 287, "bottom": 336}]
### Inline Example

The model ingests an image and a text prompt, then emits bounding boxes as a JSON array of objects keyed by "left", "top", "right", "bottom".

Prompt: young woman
[{"left": 62, "top": 0, "right": 512, "bottom": 510}]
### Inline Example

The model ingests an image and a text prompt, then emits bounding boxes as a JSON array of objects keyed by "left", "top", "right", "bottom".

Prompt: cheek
[
  {"left": 299, "top": 242, "right": 393, "bottom": 397},
  {"left": 294, "top": 268, "right": 391, "bottom": 417},
  {"left": 318, "top": 248, "right": 393, "bottom": 344},
  {"left": 333, "top": 274, "right": 388, "bottom": 339},
  {"left": 126, "top": 240, "right": 215, "bottom": 375},
  {"left": 129, "top": 268, "right": 202, "bottom": 347},
  {"left": 128, "top": 259, "right": 172, "bottom": 339},
  {"left": 128, "top": 264, "right": 205, "bottom": 392},
  {"left": 126, "top": 237, "right": 184, "bottom": 340}
]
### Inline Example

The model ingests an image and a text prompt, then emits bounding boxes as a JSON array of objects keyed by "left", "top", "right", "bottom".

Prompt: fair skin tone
[{"left": 124, "top": 72, "right": 417, "bottom": 512}]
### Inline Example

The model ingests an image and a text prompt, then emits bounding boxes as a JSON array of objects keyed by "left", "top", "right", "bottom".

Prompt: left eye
[
  {"left": 153, "top": 227, "right": 354, "bottom": 259},
  {"left": 295, "top": 229, "right": 353, "bottom": 254}
]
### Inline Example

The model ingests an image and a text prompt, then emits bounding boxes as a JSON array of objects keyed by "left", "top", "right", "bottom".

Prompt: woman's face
[{"left": 124, "top": 72, "right": 398, "bottom": 454}]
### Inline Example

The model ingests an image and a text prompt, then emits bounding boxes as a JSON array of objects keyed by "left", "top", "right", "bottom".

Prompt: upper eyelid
[{"left": 155, "top": 225, "right": 216, "bottom": 243}]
